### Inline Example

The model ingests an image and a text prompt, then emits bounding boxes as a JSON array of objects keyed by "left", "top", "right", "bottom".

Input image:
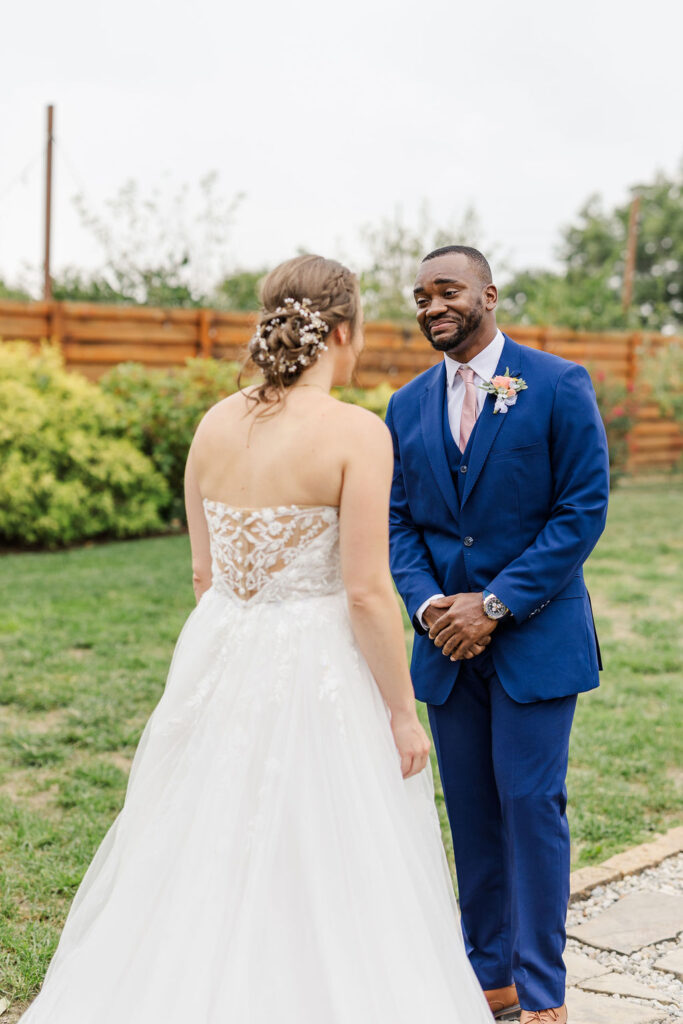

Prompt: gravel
[{"left": 566, "top": 852, "right": 683, "bottom": 1020}]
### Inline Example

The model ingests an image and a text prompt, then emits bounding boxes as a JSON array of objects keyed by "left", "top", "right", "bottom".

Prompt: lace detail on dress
[{"left": 203, "top": 501, "right": 343, "bottom": 604}]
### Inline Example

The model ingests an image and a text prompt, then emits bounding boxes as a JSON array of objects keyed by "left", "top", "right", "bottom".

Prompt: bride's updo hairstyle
[{"left": 246, "top": 254, "right": 359, "bottom": 409}]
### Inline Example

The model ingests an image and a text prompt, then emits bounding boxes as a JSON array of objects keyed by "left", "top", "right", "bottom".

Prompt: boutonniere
[{"left": 479, "top": 368, "right": 528, "bottom": 414}]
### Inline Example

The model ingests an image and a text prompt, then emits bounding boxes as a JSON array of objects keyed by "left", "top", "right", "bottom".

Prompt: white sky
[{"left": 1, "top": 0, "right": 681, "bottom": 294}]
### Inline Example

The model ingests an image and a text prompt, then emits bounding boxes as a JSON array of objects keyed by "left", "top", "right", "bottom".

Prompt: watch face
[{"left": 485, "top": 595, "right": 506, "bottom": 619}]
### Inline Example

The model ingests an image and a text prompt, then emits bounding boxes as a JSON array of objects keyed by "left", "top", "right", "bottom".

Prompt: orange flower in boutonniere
[{"left": 480, "top": 368, "right": 528, "bottom": 414}]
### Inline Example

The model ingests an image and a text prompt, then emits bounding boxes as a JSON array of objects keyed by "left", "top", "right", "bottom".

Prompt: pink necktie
[{"left": 457, "top": 366, "right": 477, "bottom": 453}]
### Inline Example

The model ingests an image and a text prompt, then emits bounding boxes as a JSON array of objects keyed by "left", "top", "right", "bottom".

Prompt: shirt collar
[{"left": 443, "top": 329, "right": 505, "bottom": 388}]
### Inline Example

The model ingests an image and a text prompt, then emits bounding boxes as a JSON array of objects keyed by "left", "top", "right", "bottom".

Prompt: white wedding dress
[{"left": 21, "top": 502, "right": 492, "bottom": 1023}]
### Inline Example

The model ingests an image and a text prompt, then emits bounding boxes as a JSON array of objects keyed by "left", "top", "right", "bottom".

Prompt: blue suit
[{"left": 386, "top": 333, "right": 609, "bottom": 1010}]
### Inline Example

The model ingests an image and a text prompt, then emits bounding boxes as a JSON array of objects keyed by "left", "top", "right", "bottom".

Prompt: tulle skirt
[{"left": 21, "top": 588, "right": 492, "bottom": 1022}]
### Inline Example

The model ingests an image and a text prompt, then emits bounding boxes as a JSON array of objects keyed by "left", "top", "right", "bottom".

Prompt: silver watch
[{"left": 483, "top": 592, "right": 509, "bottom": 620}]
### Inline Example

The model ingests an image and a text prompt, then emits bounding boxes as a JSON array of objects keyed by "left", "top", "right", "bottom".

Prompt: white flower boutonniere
[{"left": 479, "top": 367, "right": 528, "bottom": 414}]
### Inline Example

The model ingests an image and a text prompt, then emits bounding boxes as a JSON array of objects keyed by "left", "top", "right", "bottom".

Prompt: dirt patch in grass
[
  {"left": 1, "top": 1000, "right": 31, "bottom": 1022},
  {"left": 0, "top": 770, "right": 59, "bottom": 812},
  {"left": 0, "top": 709, "right": 68, "bottom": 735},
  {"left": 666, "top": 766, "right": 683, "bottom": 794},
  {"left": 105, "top": 751, "right": 133, "bottom": 774}
]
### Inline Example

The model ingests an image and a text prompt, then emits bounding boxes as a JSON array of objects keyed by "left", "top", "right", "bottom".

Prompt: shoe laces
[{"left": 525, "top": 1011, "right": 560, "bottom": 1023}]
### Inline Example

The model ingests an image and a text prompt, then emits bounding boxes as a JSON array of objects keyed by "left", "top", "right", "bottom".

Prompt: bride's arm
[
  {"left": 184, "top": 446, "right": 212, "bottom": 602},
  {"left": 339, "top": 409, "right": 430, "bottom": 779}
]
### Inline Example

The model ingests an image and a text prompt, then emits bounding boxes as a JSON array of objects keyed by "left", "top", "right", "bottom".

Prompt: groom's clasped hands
[{"left": 423, "top": 592, "right": 497, "bottom": 661}]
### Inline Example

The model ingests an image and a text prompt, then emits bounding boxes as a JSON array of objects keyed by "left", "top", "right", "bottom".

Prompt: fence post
[
  {"left": 198, "top": 309, "right": 212, "bottom": 359},
  {"left": 627, "top": 331, "right": 640, "bottom": 390},
  {"left": 48, "top": 301, "right": 64, "bottom": 354}
]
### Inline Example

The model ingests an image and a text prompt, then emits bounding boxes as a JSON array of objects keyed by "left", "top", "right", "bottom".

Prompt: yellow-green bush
[
  {"left": 335, "top": 380, "right": 393, "bottom": 418},
  {"left": 101, "top": 360, "right": 395, "bottom": 522},
  {"left": 0, "top": 345, "right": 396, "bottom": 546},
  {"left": 0, "top": 344, "right": 169, "bottom": 546},
  {"left": 100, "top": 359, "right": 242, "bottom": 521}
]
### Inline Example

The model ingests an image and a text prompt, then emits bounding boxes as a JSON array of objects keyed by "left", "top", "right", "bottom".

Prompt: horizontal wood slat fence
[{"left": 1, "top": 299, "right": 681, "bottom": 474}]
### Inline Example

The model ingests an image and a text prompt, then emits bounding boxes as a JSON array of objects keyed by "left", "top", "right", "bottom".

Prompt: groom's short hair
[{"left": 422, "top": 245, "right": 492, "bottom": 285}]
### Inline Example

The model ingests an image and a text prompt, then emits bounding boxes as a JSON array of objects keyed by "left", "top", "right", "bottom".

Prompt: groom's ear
[{"left": 484, "top": 283, "right": 498, "bottom": 311}]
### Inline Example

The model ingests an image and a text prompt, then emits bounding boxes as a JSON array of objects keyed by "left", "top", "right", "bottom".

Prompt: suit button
[
  {"left": 464, "top": 536, "right": 474, "bottom": 547},
  {"left": 460, "top": 464, "right": 468, "bottom": 473}
]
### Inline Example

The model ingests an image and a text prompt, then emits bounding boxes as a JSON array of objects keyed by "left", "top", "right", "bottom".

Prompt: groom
[{"left": 385, "top": 246, "right": 609, "bottom": 1022}]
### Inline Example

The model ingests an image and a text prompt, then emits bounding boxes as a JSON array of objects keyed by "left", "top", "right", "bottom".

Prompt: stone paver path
[
  {"left": 564, "top": 988, "right": 665, "bottom": 1023},
  {"left": 562, "top": 851, "right": 683, "bottom": 1023},
  {"left": 654, "top": 948, "right": 683, "bottom": 981},
  {"left": 567, "top": 892, "right": 683, "bottom": 955}
]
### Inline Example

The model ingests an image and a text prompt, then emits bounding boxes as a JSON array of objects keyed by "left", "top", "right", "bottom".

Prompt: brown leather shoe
[
  {"left": 520, "top": 1005, "right": 567, "bottom": 1023},
  {"left": 484, "top": 984, "right": 521, "bottom": 1019}
]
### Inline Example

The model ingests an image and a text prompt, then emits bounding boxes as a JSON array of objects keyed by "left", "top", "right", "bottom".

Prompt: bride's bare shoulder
[
  {"left": 331, "top": 400, "right": 392, "bottom": 451},
  {"left": 195, "top": 389, "right": 250, "bottom": 427},
  {"left": 187, "top": 391, "right": 252, "bottom": 456}
]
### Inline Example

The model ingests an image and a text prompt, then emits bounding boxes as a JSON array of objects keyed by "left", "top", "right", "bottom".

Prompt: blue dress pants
[{"left": 427, "top": 649, "right": 577, "bottom": 1011}]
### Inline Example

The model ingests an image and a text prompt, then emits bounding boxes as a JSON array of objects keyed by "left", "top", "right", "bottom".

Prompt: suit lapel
[
  {"left": 461, "top": 336, "right": 523, "bottom": 508},
  {"left": 419, "top": 363, "right": 459, "bottom": 512}
]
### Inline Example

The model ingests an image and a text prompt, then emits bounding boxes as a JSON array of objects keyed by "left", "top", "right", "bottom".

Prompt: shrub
[
  {"left": 589, "top": 368, "right": 639, "bottom": 487},
  {"left": 0, "top": 344, "right": 169, "bottom": 547},
  {"left": 101, "top": 361, "right": 396, "bottom": 520},
  {"left": 100, "top": 359, "right": 241, "bottom": 521},
  {"left": 335, "top": 381, "right": 394, "bottom": 419},
  {"left": 637, "top": 339, "right": 683, "bottom": 424}
]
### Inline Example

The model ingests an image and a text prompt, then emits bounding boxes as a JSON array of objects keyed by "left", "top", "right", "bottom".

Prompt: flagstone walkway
[
  {"left": 562, "top": 848, "right": 683, "bottom": 1022},
  {"left": 492, "top": 828, "right": 683, "bottom": 1024}
]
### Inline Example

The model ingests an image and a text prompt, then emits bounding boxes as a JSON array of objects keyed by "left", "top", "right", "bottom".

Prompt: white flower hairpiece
[{"left": 250, "top": 297, "right": 330, "bottom": 373}]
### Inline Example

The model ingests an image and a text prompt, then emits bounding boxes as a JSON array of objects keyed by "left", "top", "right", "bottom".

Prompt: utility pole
[
  {"left": 43, "top": 104, "right": 54, "bottom": 301},
  {"left": 622, "top": 194, "right": 640, "bottom": 313}
]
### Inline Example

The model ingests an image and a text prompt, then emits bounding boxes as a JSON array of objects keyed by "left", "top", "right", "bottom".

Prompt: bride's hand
[{"left": 390, "top": 710, "right": 431, "bottom": 779}]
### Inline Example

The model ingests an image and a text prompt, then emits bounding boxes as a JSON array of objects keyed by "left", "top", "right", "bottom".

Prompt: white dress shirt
[
  {"left": 415, "top": 329, "right": 505, "bottom": 628},
  {"left": 442, "top": 328, "right": 505, "bottom": 444}
]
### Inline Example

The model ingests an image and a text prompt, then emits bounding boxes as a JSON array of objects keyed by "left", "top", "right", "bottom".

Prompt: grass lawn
[{"left": 1, "top": 478, "right": 682, "bottom": 1009}]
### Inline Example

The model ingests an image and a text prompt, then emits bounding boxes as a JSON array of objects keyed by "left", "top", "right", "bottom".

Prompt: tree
[
  {"left": 357, "top": 204, "right": 497, "bottom": 322},
  {"left": 500, "top": 165, "right": 683, "bottom": 333},
  {"left": 57, "top": 173, "right": 244, "bottom": 307},
  {"left": 212, "top": 269, "right": 266, "bottom": 312},
  {"left": 51, "top": 269, "right": 127, "bottom": 304},
  {"left": 0, "top": 279, "right": 30, "bottom": 302}
]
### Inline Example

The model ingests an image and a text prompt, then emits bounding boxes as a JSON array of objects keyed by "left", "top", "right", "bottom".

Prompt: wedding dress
[{"left": 21, "top": 502, "right": 492, "bottom": 1023}]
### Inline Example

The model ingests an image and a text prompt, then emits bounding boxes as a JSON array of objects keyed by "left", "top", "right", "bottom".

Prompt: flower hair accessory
[
  {"left": 479, "top": 367, "right": 528, "bottom": 414},
  {"left": 251, "top": 297, "right": 330, "bottom": 374}
]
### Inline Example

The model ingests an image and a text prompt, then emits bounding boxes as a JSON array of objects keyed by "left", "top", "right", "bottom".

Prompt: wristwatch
[{"left": 482, "top": 590, "right": 510, "bottom": 620}]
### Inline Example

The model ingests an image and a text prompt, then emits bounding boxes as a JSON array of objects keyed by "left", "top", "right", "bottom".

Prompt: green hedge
[
  {"left": 100, "top": 362, "right": 395, "bottom": 523},
  {"left": 1, "top": 346, "right": 633, "bottom": 548},
  {"left": 0, "top": 345, "right": 169, "bottom": 547},
  {"left": 100, "top": 359, "right": 242, "bottom": 521},
  {"left": 1, "top": 349, "right": 395, "bottom": 547}
]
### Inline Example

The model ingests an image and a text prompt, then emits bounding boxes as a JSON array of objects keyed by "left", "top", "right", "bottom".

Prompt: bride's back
[
  {"left": 184, "top": 254, "right": 394, "bottom": 606},
  {"left": 182, "top": 254, "right": 427, "bottom": 790},
  {"left": 191, "top": 388, "right": 357, "bottom": 510},
  {"left": 189, "top": 254, "right": 368, "bottom": 512}
]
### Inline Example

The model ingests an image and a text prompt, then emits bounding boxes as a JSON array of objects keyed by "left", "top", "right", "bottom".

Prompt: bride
[{"left": 20, "top": 255, "right": 492, "bottom": 1022}]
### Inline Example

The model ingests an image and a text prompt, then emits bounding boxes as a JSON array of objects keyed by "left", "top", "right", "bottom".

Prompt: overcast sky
[{"left": 1, "top": 0, "right": 681, "bottom": 294}]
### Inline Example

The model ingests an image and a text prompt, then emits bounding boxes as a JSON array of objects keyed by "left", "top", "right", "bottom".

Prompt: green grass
[{"left": 1, "top": 479, "right": 682, "bottom": 1006}]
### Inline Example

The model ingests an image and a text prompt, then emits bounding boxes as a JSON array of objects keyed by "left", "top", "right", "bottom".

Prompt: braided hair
[{"left": 245, "top": 255, "right": 360, "bottom": 410}]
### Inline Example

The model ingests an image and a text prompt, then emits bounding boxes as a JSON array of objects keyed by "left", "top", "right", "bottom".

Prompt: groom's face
[{"left": 413, "top": 254, "right": 488, "bottom": 355}]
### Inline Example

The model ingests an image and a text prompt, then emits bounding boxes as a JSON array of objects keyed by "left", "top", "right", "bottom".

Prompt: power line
[
  {"left": 0, "top": 150, "right": 42, "bottom": 207},
  {"left": 54, "top": 137, "right": 89, "bottom": 196}
]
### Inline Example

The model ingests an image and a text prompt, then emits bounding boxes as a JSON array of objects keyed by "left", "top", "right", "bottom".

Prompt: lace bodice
[{"left": 203, "top": 500, "right": 343, "bottom": 604}]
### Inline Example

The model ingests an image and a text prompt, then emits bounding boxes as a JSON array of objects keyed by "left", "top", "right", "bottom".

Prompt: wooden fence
[{"left": 1, "top": 299, "right": 680, "bottom": 473}]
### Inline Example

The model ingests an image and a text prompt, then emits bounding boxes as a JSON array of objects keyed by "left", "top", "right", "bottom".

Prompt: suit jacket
[{"left": 386, "top": 333, "right": 610, "bottom": 705}]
